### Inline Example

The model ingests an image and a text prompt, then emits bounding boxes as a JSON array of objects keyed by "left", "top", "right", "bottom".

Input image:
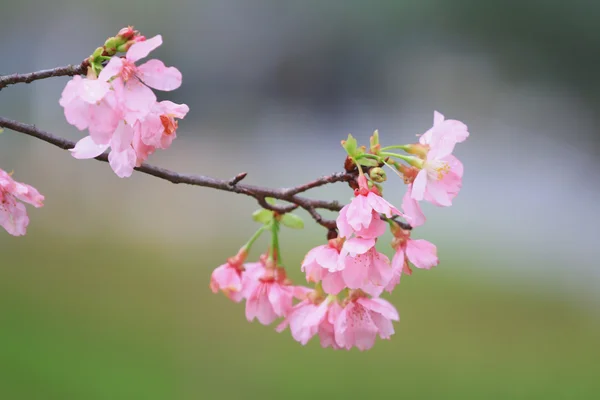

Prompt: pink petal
[
  {"left": 368, "top": 249, "right": 393, "bottom": 287},
  {"left": 341, "top": 253, "right": 369, "bottom": 289},
  {"left": 321, "top": 271, "right": 346, "bottom": 295},
  {"left": 158, "top": 100, "right": 189, "bottom": 118},
  {"left": 433, "top": 110, "right": 445, "bottom": 125},
  {"left": 108, "top": 147, "right": 136, "bottom": 178},
  {"left": 0, "top": 199, "right": 28, "bottom": 236},
  {"left": 411, "top": 170, "right": 428, "bottom": 202},
  {"left": 406, "top": 239, "right": 438, "bottom": 269},
  {"left": 402, "top": 187, "right": 426, "bottom": 227},
  {"left": 335, "top": 205, "right": 353, "bottom": 238},
  {"left": 98, "top": 57, "right": 124, "bottom": 81},
  {"left": 366, "top": 192, "right": 401, "bottom": 218},
  {"left": 346, "top": 195, "right": 372, "bottom": 231},
  {"left": 315, "top": 246, "right": 340, "bottom": 272},
  {"left": 110, "top": 121, "right": 135, "bottom": 152},
  {"left": 342, "top": 237, "right": 375, "bottom": 257},
  {"left": 356, "top": 213, "right": 387, "bottom": 239},
  {"left": 137, "top": 59, "right": 182, "bottom": 91},
  {"left": 79, "top": 79, "right": 110, "bottom": 103},
  {"left": 70, "top": 136, "right": 109, "bottom": 159},
  {"left": 126, "top": 35, "right": 162, "bottom": 62},
  {"left": 424, "top": 179, "right": 452, "bottom": 206},
  {"left": 358, "top": 297, "right": 400, "bottom": 321},
  {"left": 267, "top": 284, "right": 292, "bottom": 317}
]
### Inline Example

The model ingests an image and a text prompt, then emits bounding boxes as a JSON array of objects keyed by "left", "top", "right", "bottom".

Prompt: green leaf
[
  {"left": 252, "top": 209, "right": 273, "bottom": 224},
  {"left": 341, "top": 134, "right": 358, "bottom": 157},
  {"left": 357, "top": 158, "right": 380, "bottom": 167},
  {"left": 281, "top": 213, "right": 304, "bottom": 229},
  {"left": 265, "top": 197, "right": 276, "bottom": 205}
]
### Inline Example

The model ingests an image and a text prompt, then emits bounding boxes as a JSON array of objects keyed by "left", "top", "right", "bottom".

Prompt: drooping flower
[
  {"left": 301, "top": 239, "right": 346, "bottom": 295},
  {"left": 276, "top": 292, "right": 339, "bottom": 346},
  {"left": 210, "top": 248, "right": 254, "bottom": 302},
  {"left": 385, "top": 224, "right": 438, "bottom": 292},
  {"left": 334, "top": 294, "right": 399, "bottom": 351},
  {"left": 336, "top": 175, "right": 401, "bottom": 239},
  {"left": 338, "top": 240, "right": 393, "bottom": 297},
  {"left": 245, "top": 265, "right": 294, "bottom": 325},
  {"left": 0, "top": 169, "right": 44, "bottom": 236}
]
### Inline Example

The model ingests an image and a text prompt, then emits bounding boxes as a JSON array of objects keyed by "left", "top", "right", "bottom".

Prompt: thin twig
[
  {"left": 0, "top": 116, "right": 355, "bottom": 229},
  {"left": 0, "top": 63, "right": 88, "bottom": 91}
]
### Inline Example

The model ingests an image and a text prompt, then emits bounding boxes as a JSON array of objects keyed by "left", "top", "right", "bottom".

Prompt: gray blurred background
[{"left": 1, "top": 1, "right": 599, "bottom": 399}]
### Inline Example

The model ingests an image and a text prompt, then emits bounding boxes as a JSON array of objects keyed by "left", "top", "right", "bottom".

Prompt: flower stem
[
  {"left": 380, "top": 144, "right": 410, "bottom": 152},
  {"left": 379, "top": 152, "right": 423, "bottom": 168},
  {"left": 242, "top": 225, "right": 268, "bottom": 253},
  {"left": 269, "top": 218, "right": 283, "bottom": 266}
]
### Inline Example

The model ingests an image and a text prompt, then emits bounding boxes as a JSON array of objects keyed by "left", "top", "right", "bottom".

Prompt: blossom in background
[{"left": 0, "top": 169, "right": 44, "bottom": 236}]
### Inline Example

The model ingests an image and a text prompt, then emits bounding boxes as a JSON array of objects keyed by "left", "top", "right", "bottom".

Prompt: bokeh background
[{"left": 1, "top": 1, "right": 600, "bottom": 399}]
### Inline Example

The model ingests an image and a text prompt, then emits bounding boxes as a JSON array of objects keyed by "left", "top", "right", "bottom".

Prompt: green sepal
[
  {"left": 252, "top": 209, "right": 273, "bottom": 224},
  {"left": 356, "top": 157, "right": 380, "bottom": 167},
  {"left": 281, "top": 213, "right": 304, "bottom": 229},
  {"left": 341, "top": 134, "right": 358, "bottom": 157}
]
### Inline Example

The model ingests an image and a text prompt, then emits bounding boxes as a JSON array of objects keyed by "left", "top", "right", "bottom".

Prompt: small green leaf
[
  {"left": 265, "top": 197, "right": 276, "bottom": 205},
  {"left": 357, "top": 158, "right": 380, "bottom": 167},
  {"left": 281, "top": 213, "right": 304, "bottom": 229},
  {"left": 252, "top": 209, "right": 273, "bottom": 224},
  {"left": 341, "top": 134, "right": 358, "bottom": 157}
]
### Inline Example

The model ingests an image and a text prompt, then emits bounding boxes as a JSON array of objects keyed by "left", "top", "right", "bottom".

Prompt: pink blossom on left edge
[{"left": 0, "top": 169, "right": 44, "bottom": 236}]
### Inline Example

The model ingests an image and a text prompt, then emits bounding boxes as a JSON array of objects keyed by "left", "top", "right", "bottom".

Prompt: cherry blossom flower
[
  {"left": 276, "top": 292, "right": 337, "bottom": 346},
  {"left": 336, "top": 176, "right": 401, "bottom": 239},
  {"left": 386, "top": 225, "right": 438, "bottom": 292},
  {"left": 401, "top": 185, "right": 426, "bottom": 227},
  {"left": 411, "top": 111, "right": 468, "bottom": 207},
  {"left": 0, "top": 169, "right": 44, "bottom": 236},
  {"left": 245, "top": 266, "right": 294, "bottom": 325},
  {"left": 138, "top": 100, "right": 189, "bottom": 150},
  {"left": 98, "top": 35, "right": 182, "bottom": 116},
  {"left": 339, "top": 242, "right": 393, "bottom": 297},
  {"left": 334, "top": 295, "right": 399, "bottom": 351},
  {"left": 301, "top": 239, "right": 346, "bottom": 295}
]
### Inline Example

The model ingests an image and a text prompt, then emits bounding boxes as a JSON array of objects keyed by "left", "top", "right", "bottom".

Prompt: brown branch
[
  {"left": 0, "top": 63, "right": 88, "bottom": 91},
  {"left": 0, "top": 116, "right": 356, "bottom": 229}
]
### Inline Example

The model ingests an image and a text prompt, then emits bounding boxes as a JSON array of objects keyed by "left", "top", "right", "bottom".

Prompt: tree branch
[
  {"left": 0, "top": 116, "right": 357, "bottom": 229},
  {"left": 0, "top": 63, "right": 88, "bottom": 91}
]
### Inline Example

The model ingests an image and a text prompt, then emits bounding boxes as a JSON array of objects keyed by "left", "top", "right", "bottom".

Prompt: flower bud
[
  {"left": 117, "top": 26, "right": 136, "bottom": 41},
  {"left": 403, "top": 143, "right": 429, "bottom": 159},
  {"left": 369, "top": 167, "right": 387, "bottom": 183}
]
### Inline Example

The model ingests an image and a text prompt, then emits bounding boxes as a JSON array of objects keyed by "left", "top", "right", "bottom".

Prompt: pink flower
[
  {"left": 336, "top": 176, "right": 400, "bottom": 239},
  {"left": 318, "top": 300, "right": 343, "bottom": 349},
  {"left": 138, "top": 100, "right": 189, "bottom": 149},
  {"left": 301, "top": 239, "right": 346, "bottom": 295},
  {"left": 339, "top": 241, "right": 393, "bottom": 297},
  {"left": 99, "top": 35, "right": 182, "bottom": 98},
  {"left": 386, "top": 226, "right": 438, "bottom": 292},
  {"left": 276, "top": 293, "right": 338, "bottom": 346},
  {"left": 245, "top": 266, "right": 294, "bottom": 325},
  {"left": 411, "top": 111, "right": 467, "bottom": 207},
  {"left": 59, "top": 75, "right": 118, "bottom": 141},
  {"left": 334, "top": 296, "right": 399, "bottom": 351},
  {"left": 0, "top": 169, "right": 44, "bottom": 236}
]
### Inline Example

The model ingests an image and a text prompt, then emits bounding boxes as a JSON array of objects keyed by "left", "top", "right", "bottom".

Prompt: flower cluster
[
  {"left": 210, "top": 111, "right": 468, "bottom": 350},
  {"left": 59, "top": 27, "right": 188, "bottom": 178},
  {"left": 0, "top": 169, "right": 44, "bottom": 236}
]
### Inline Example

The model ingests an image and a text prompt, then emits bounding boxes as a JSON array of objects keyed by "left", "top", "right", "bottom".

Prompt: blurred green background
[{"left": 2, "top": 0, "right": 600, "bottom": 399}]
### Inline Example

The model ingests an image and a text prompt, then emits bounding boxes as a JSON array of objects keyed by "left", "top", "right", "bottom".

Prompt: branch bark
[
  {"left": 0, "top": 116, "right": 356, "bottom": 229},
  {"left": 0, "top": 63, "right": 88, "bottom": 91}
]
